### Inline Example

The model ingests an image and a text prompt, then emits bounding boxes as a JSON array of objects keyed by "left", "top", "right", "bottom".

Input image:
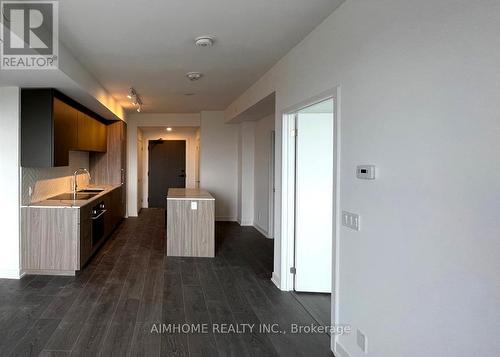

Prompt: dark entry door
[{"left": 148, "top": 140, "right": 186, "bottom": 208}]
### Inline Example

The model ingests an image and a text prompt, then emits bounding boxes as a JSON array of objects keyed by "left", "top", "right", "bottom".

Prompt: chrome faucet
[{"left": 73, "top": 168, "right": 91, "bottom": 197}]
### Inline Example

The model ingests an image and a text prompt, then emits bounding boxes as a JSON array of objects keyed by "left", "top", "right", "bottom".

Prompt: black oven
[{"left": 91, "top": 202, "right": 106, "bottom": 246}]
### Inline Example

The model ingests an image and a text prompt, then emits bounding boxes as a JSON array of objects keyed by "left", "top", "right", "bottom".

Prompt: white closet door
[{"left": 294, "top": 99, "right": 334, "bottom": 292}]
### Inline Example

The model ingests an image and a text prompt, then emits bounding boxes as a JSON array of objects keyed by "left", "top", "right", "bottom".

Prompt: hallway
[{"left": 0, "top": 209, "right": 331, "bottom": 356}]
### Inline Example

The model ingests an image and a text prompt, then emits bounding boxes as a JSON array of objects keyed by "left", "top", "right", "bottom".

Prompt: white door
[{"left": 294, "top": 98, "right": 334, "bottom": 292}]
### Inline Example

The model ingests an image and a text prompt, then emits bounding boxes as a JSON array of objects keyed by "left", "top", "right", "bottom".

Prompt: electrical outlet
[
  {"left": 190, "top": 201, "right": 198, "bottom": 210},
  {"left": 342, "top": 211, "right": 360, "bottom": 231},
  {"left": 357, "top": 329, "right": 368, "bottom": 353},
  {"left": 28, "top": 186, "right": 33, "bottom": 197}
]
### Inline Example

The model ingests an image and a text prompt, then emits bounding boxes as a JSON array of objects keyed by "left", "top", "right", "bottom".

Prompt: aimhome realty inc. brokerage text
[{"left": 150, "top": 323, "right": 352, "bottom": 335}]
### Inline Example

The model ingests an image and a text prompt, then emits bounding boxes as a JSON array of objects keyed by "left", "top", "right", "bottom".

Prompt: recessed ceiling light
[
  {"left": 195, "top": 36, "right": 215, "bottom": 47},
  {"left": 186, "top": 72, "right": 203, "bottom": 81},
  {"left": 166, "top": 127, "right": 173, "bottom": 132}
]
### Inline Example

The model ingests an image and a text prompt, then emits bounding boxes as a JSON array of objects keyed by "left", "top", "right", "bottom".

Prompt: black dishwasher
[{"left": 91, "top": 202, "right": 106, "bottom": 246}]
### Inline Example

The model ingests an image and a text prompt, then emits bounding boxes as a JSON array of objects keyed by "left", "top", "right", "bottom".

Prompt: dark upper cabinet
[
  {"left": 53, "top": 98, "right": 78, "bottom": 166},
  {"left": 77, "top": 112, "right": 107, "bottom": 153},
  {"left": 21, "top": 89, "right": 107, "bottom": 167}
]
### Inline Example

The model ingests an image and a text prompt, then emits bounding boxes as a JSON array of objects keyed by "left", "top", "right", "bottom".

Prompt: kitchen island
[{"left": 166, "top": 188, "right": 215, "bottom": 257}]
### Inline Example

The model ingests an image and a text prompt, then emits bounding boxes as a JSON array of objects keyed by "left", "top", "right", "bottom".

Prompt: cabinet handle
[{"left": 91, "top": 210, "right": 107, "bottom": 220}]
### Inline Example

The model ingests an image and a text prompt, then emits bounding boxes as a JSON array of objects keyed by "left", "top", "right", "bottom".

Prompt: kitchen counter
[
  {"left": 21, "top": 184, "right": 126, "bottom": 276},
  {"left": 24, "top": 184, "right": 122, "bottom": 208}
]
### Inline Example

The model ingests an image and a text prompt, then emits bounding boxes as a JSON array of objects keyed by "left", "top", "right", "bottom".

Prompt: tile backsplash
[{"left": 21, "top": 151, "right": 91, "bottom": 205}]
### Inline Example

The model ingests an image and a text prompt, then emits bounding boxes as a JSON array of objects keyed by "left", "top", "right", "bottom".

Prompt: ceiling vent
[
  {"left": 195, "top": 36, "right": 214, "bottom": 47},
  {"left": 186, "top": 72, "right": 203, "bottom": 81}
]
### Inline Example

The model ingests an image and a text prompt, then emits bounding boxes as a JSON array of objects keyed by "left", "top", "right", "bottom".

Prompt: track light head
[{"left": 186, "top": 72, "right": 203, "bottom": 81}]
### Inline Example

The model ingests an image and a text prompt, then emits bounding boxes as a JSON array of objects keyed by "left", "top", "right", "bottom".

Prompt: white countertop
[
  {"left": 22, "top": 185, "right": 122, "bottom": 208},
  {"left": 167, "top": 188, "right": 215, "bottom": 200}
]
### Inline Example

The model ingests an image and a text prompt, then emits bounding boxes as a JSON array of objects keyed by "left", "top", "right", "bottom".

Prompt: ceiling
[{"left": 58, "top": 0, "right": 344, "bottom": 113}]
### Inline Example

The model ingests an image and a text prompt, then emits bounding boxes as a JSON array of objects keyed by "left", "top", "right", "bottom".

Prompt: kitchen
[{"left": 20, "top": 88, "right": 127, "bottom": 275}]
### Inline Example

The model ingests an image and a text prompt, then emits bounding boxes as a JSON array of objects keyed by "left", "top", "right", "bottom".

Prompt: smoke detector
[
  {"left": 186, "top": 72, "right": 203, "bottom": 81},
  {"left": 195, "top": 36, "right": 214, "bottom": 47}
]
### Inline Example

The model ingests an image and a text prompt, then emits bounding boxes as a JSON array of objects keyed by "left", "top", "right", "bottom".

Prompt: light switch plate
[
  {"left": 342, "top": 211, "right": 360, "bottom": 231},
  {"left": 190, "top": 201, "right": 198, "bottom": 210}
]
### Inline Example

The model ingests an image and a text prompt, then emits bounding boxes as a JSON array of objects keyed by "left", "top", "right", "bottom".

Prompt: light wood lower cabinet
[
  {"left": 21, "top": 208, "right": 80, "bottom": 275},
  {"left": 22, "top": 187, "right": 124, "bottom": 276}
]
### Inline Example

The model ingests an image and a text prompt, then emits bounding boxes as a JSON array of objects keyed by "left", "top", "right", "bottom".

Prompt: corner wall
[
  {"left": 200, "top": 111, "right": 239, "bottom": 221},
  {"left": 253, "top": 114, "right": 275, "bottom": 237},
  {"left": 0, "top": 87, "right": 21, "bottom": 278},
  {"left": 238, "top": 122, "right": 256, "bottom": 225}
]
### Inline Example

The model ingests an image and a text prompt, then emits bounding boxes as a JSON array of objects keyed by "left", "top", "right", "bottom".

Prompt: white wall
[
  {"left": 139, "top": 127, "right": 200, "bottom": 208},
  {"left": 0, "top": 87, "right": 21, "bottom": 278},
  {"left": 126, "top": 113, "right": 200, "bottom": 216},
  {"left": 253, "top": 114, "right": 275, "bottom": 237},
  {"left": 225, "top": 1, "right": 500, "bottom": 356},
  {"left": 238, "top": 121, "right": 256, "bottom": 225},
  {"left": 200, "top": 111, "right": 239, "bottom": 221}
]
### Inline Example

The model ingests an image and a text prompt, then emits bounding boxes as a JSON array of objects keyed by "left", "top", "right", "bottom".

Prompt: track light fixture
[
  {"left": 128, "top": 87, "right": 143, "bottom": 112},
  {"left": 186, "top": 72, "right": 203, "bottom": 81}
]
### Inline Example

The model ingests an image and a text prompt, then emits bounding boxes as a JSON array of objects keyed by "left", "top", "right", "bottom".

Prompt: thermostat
[{"left": 356, "top": 165, "right": 376, "bottom": 180}]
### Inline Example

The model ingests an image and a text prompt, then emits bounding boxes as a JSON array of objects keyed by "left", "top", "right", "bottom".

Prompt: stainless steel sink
[
  {"left": 48, "top": 193, "right": 99, "bottom": 200},
  {"left": 78, "top": 188, "right": 105, "bottom": 193}
]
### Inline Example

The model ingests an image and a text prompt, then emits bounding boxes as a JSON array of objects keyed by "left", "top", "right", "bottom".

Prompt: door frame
[
  {"left": 280, "top": 86, "right": 341, "bottom": 348},
  {"left": 268, "top": 130, "right": 276, "bottom": 239}
]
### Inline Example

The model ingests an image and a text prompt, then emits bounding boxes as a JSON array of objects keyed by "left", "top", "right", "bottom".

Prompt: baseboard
[
  {"left": 253, "top": 222, "right": 272, "bottom": 238},
  {"left": 239, "top": 219, "right": 253, "bottom": 226},
  {"left": 271, "top": 272, "right": 281, "bottom": 289},
  {"left": 23, "top": 269, "right": 75, "bottom": 276},
  {"left": 0, "top": 268, "right": 23, "bottom": 279},
  {"left": 216, "top": 216, "right": 237, "bottom": 222},
  {"left": 334, "top": 341, "right": 352, "bottom": 357}
]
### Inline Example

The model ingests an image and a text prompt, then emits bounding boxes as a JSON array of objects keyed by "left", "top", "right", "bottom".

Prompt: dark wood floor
[
  {"left": 0, "top": 209, "right": 332, "bottom": 356},
  {"left": 292, "top": 292, "right": 331, "bottom": 328}
]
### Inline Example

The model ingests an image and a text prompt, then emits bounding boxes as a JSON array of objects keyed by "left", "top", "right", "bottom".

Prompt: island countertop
[{"left": 167, "top": 188, "right": 215, "bottom": 200}]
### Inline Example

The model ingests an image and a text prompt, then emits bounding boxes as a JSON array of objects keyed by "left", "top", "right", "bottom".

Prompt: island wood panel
[
  {"left": 22, "top": 207, "right": 79, "bottom": 274},
  {"left": 167, "top": 198, "right": 215, "bottom": 257}
]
